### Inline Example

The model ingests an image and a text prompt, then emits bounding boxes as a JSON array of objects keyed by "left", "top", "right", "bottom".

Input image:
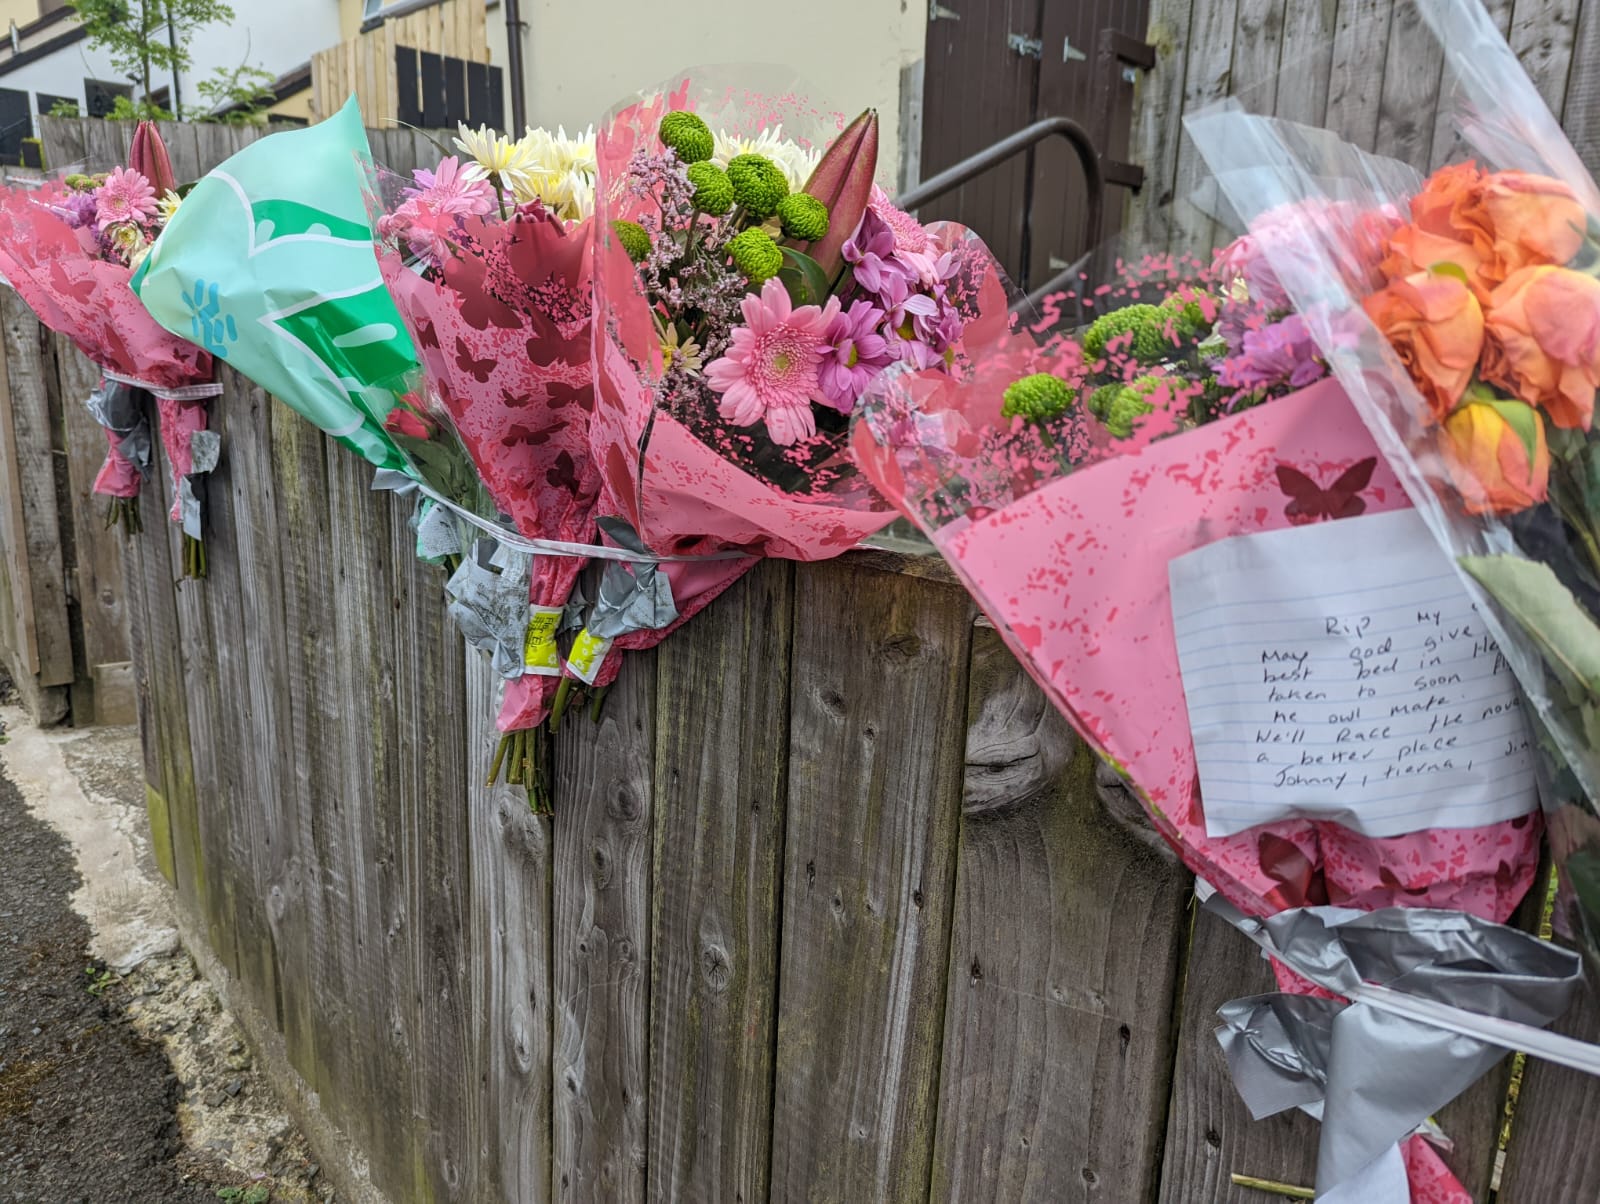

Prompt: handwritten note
[{"left": 1169, "top": 509, "right": 1537, "bottom": 838}]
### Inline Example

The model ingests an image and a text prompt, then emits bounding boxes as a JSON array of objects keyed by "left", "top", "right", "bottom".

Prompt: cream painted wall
[
  {"left": 514, "top": 0, "right": 926, "bottom": 186},
  {"left": 0, "top": 0, "right": 42, "bottom": 28}
]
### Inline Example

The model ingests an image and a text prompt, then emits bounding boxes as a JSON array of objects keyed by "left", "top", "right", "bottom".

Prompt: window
[
  {"left": 36, "top": 93, "right": 74, "bottom": 117},
  {"left": 0, "top": 86, "right": 29, "bottom": 166},
  {"left": 83, "top": 78, "right": 131, "bottom": 119}
]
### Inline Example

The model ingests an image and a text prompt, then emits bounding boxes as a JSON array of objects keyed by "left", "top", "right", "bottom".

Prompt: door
[{"left": 918, "top": 0, "right": 1151, "bottom": 293}]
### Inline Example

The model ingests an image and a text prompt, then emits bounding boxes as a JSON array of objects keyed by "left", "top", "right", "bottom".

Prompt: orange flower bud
[{"left": 1440, "top": 397, "right": 1550, "bottom": 515}]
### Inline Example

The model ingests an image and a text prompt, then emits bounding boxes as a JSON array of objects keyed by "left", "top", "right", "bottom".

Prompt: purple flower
[
  {"left": 843, "top": 207, "right": 913, "bottom": 296},
  {"left": 818, "top": 299, "right": 892, "bottom": 411},
  {"left": 52, "top": 190, "right": 98, "bottom": 230},
  {"left": 1217, "top": 312, "right": 1325, "bottom": 393}
]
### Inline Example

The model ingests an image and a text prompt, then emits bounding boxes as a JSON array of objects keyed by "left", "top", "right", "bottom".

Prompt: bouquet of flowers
[
  {"left": 851, "top": 211, "right": 1548, "bottom": 1200},
  {"left": 1185, "top": 0, "right": 1600, "bottom": 972},
  {"left": 371, "top": 123, "right": 602, "bottom": 808},
  {"left": 0, "top": 121, "right": 217, "bottom": 564},
  {"left": 571, "top": 70, "right": 1012, "bottom": 707}
]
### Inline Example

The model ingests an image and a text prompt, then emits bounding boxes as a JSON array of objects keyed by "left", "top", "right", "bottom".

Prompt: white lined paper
[{"left": 1169, "top": 509, "right": 1538, "bottom": 838}]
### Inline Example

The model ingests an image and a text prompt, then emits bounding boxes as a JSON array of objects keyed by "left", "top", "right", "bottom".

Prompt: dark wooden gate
[{"left": 919, "top": 0, "right": 1152, "bottom": 291}]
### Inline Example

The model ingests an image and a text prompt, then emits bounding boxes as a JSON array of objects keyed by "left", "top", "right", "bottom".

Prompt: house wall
[{"left": 516, "top": 0, "right": 927, "bottom": 185}]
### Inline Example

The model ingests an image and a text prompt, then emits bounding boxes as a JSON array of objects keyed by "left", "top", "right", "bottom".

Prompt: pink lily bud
[
  {"left": 798, "top": 108, "right": 879, "bottom": 283},
  {"left": 130, "top": 121, "right": 176, "bottom": 198}
]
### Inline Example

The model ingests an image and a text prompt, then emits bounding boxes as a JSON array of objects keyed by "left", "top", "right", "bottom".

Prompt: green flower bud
[
  {"left": 65, "top": 173, "right": 93, "bottom": 191},
  {"left": 776, "top": 192, "right": 830, "bottom": 242},
  {"left": 726, "top": 153, "right": 790, "bottom": 220},
  {"left": 1160, "top": 290, "right": 1211, "bottom": 338},
  {"left": 658, "top": 111, "right": 714, "bottom": 164},
  {"left": 611, "top": 219, "right": 652, "bottom": 264},
  {"left": 1000, "top": 373, "right": 1075, "bottom": 423},
  {"left": 727, "top": 227, "right": 784, "bottom": 284},
  {"left": 686, "top": 161, "right": 735, "bottom": 216}
]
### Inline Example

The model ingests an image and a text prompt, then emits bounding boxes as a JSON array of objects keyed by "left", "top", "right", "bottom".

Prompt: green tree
[
  {"left": 66, "top": 0, "right": 236, "bottom": 99},
  {"left": 194, "top": 64, "right": 276, "bottom": 125}
]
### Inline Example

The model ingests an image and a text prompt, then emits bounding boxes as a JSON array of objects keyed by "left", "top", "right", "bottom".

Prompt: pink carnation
[{"left": 704, "top": 278, "right": 841, "bottom": 446}]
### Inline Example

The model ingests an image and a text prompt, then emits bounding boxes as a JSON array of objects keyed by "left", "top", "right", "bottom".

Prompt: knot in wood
[
  {"left": 876, "top": 632, "right": 923, "bottom": 664},
  {"left": 699, "top": 942, "right": 732, "bottom": 992}
]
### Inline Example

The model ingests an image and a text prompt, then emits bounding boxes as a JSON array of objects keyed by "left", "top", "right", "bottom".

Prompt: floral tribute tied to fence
[
  {"left": 850, "top": 0, "right": 1600, "bottom": 1198},
  {"left": 0, "top": 119, "right": 221, "bottom": 574}
]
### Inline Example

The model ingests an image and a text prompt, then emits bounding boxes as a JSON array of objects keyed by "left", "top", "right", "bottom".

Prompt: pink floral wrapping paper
[
  {"left": 0, "top": 186, "right": 212, "bottom": 502},
  {"left": 154, "top": 395, "right": 208, "bottom": 521},
  {"left": 856, "top": 375, "right": 1541, "bottom": 925},
  {"left": 584, "top": 80, "right": 1015, "bottom": 679},
  {"left": 377, "top": 206, "right": 602, "bottom": 732}
]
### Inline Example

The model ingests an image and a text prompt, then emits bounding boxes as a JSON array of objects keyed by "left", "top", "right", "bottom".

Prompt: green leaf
[
  {"left": 1428, "top": 261, "right": 1472, "bottom": 287},
  {"left": 1482, "top": 397, "right": 1545, "bottom": 469},
  {"left": 781, "top": 247, "right": 832, "bottom": 307},
  {"left": 1460, "top": 554, "right": 1600, "bottom": 697}
]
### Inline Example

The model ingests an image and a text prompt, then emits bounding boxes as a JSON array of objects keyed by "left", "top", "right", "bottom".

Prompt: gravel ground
[{"left": 0, "top": 690, "right": 334, "bottom": 1203}]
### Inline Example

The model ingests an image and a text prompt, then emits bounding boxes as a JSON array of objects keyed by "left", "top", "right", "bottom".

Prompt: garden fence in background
[{"left": 2, "top": 64, "right": 1597, "bottom": 1202}]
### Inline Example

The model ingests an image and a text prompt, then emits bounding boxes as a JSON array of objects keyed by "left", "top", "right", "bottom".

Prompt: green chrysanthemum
[
  {"left": 1081, "top": 303, "right": 1179, "bottom": 365},
  {"left": 65, "top": 173, "right": 92, "bottom": 191},
  {"left": 1160, "top": 291, "right": 1212, "bottom": 339},
  {"left": 686, "top": 161, "right": 735, "bottom": 216},
  {"left": 611, "top": 219, "right": 652, "bottom": 264},
  {"left": 658, "top": 111, "right": 714, "bottom": 163},
  {"left": 776, "top": 193, "right": 830, "bottom": 242},
  {"left": 727, "top": 227, "right": 784, "bottom": 284},
  {"left": 1087, "top": 375, "right": 1169, "bottom": 438},
  {"left": 1000, "top": 373, "right": 1076, "bottom": 423},
  {"left": 726, "top": 153, "right": 790, "bottom": 219}
]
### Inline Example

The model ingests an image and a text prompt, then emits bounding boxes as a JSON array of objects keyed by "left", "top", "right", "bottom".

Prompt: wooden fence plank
[
  {"left": 1559, "top": 0, "right": 1600, "bottom": 175},
  {"left": 1506, "top": 0, "right": 1581, "bottom": 118},
  {"left": 1498, "top": 973, "right": 1600, "bottom": 1201},
  {"left": 1130, "top": 0, "right": 1197, "bottom": 250},
  {"left": 1167, "top": 0, "right": 1239, "bottom": 254},
  {"left": 0, "top": 290, "right": 73, "bottom": 688},
  {"left": 648, "top": 559, "right": 793, "bottom": 1204},
  {"left": 1229, "top": 0, "right": 1287, "bottom": 115},
  {"left": 768, "top": 562, "right": 972, "bottom": 1202},
  {"left": 53, "top": 345, "right": 130, "bottom": 712},
  {"left": 0, "top": 293, "right": 42, "bottom": 683},
  {"left": 553, "top": 648, "right": 657, "bottom": 1203},
  {"left": 391, "top": 508, "right": 476, "bottom": 1204},
  {"left": 928, "top": 628, "right": 1191, "bottom": 1202},
  {"left": 1319, "top": 0, "right": 1393, "bottom": 148},
  {"left": 1372, "top": 0, "right": 1447, "bottom": 166},
  {"left": 467, "top": 651, "right": 554, "bottom": 1204},
  {"left": 1271, "top": 0, "right": 1336, "bottom": 127},
  {"left": 1158, "top": 903, "right": 1323, "bottom": 1203}
]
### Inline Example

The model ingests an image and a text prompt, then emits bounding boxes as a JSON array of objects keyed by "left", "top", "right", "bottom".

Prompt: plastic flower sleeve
[
  {"left": 1183, "top": 0, "right": 1600, "bottom": 960},
  {"left": 132, "top": 98, "right": 419, "bottom": 476}
]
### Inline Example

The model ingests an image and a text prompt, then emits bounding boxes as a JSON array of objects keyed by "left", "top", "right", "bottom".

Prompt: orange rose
[
  {"left": 1470, "top": 171, "right": 1587, "bottom": 283},
  {"left": 1382, "top": 162, "right": 1489, "bottom": 288},
  {"left": 1363, "top": 270, "right": 1485, "bottom": 419},
  {"left": 1441, "top": 397, "right": 1550, "bottom": 514},
  {"left": 1482, "top": 264, "right": 1600, "bottom": 430}
]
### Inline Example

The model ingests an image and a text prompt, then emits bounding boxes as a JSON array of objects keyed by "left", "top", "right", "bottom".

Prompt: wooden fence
[
  {"left": 6, "top": 76, "right": 1600, "bottom": 1203},
  {"left": 1130, "top": 0, "right": 1600, "bottom": 255}
]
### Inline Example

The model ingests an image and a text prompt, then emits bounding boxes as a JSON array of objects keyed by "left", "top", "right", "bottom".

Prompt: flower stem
[
  {"left": 589, "top": 684, "right": 611, "bottom": 724},
  {"left": 550, "top": 676, "right": 574, "bottom": 732},
  {"left": 486, "top": 732, "right": 510, "bottom": 787},
  {"left": 1228, "top": 1174, "right": 1314, "bottom": 1200}
]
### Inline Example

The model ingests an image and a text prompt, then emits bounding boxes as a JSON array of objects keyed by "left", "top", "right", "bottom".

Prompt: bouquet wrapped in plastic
[
  {"left": 133, "top": 98, "right": 420, "bottom": 479},
  {"left": 0, "top": 121, "right": 217, "bottom": 563},
  {"left": 573, "top": 69, "right": 1012, "bottom": 708},
  {"left": 851, "top": 209, "right": 1550, "bottom": 1200},
  {"left": 1184, "top": 0, "right": 1600, "bottom": 971},
  {"left": 371, "top": 124, "right": 602, "bottom": 807}
]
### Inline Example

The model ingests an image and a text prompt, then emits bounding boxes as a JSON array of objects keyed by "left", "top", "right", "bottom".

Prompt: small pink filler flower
[
  {"left": 705, "top": 278, "right": 840, "bottom": 446},
  {"left": 95, "top": 167, "right": 158, "bottom": 232}
]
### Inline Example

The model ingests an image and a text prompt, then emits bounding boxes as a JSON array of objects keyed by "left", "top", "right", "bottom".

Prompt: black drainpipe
[{"left": 504, "top": 0, "right": 526, "bottom": 130}]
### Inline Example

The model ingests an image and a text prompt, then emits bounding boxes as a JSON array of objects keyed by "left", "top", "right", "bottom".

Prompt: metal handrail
[{"left": 893, "top": 116, "right": 1106, "bottom": 315}]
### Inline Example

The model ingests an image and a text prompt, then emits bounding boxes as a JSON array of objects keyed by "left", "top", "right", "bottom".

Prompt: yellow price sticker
[
  {"left": 523, "top": 605, "right": 563, "bottom": 675},
  {"left": 565, "top": 628, "right": 614, "bottom": 685}
]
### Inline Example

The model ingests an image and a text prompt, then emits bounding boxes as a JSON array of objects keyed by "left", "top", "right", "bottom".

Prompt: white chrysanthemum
[
  {"left": 156, "top": 189, "right": 182, "bottom": 225},
  {"left": 515, "top": 125, "right": 599, "bottom": 220},
  {"left": 713, "top": 125, "right": 821, "bottom": 192},
  {"left": 526, "top": 124, "right": 597, "bottom": 178},
  {"left": 454, "top": 122, "right": 543, "bottom": 201}
]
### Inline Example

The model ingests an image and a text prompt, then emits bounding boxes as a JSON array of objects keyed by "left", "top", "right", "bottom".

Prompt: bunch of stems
[{"left": 104, "top": 497, "right": 142, "bottom": 536}]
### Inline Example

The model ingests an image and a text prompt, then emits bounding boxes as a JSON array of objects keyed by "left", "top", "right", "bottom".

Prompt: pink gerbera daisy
[
  {"left": 704, "top": 278, "right": 840, "bottom": 446},
  {"left": 869, "top": 185, "right": 930, "bottom": 255},
  {"left": 404, "top": 156, "right": 493, "bottom": 216},
  {"left": 94, "top": 167, "right": 158, "bottom": 231}
]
